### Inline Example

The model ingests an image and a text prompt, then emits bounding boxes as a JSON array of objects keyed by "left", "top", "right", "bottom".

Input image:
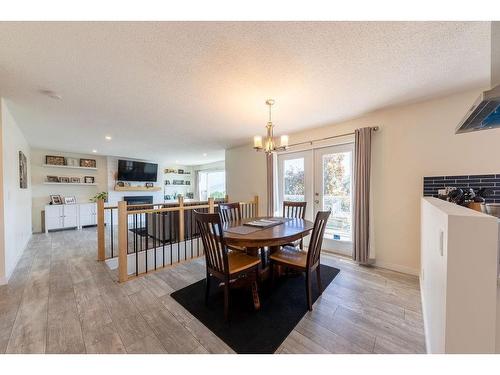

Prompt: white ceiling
[{"left": 0, "top": 22, "right": 491, "bottom": 165}]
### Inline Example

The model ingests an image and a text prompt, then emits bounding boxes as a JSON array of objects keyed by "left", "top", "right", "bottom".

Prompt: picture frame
[
  {"left": 50, "top": 195, "right": 63, "bottom": 205},
  {"left": 59, "top": 177, "right": 70, "bottom": 183},
  {"left": 66, "top": 157, "right": 78, "bottom": 167},
  {"left": 80, "top": 158, "right": 97, "bottom": 168},
  {"left": 47, "top": 175, "right": 59, "bottom": 183},
  {"left": 19, "top": 151, "right": 28, "bottom": 189},
  {"left": 70, "top": 177, "right": 81, "bottom": 183},
  {"left": 46, "top": 155, "right": 66, "bottom": 166},
  {"left": 145, "top": 182, "right": 154, "bottom": 188},
  {"left": 84, "top": 176, "right": 95, "bottom": 184},
  {"left": 64, "top": 196, "right": 77, "bottom": 204}
]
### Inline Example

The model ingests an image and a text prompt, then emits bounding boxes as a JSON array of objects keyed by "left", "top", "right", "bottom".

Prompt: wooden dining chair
[
  {"left": 269, "top": 210, "right": 331, "bottom": 311},
  {"left": 283, "top": 201, "right": 307, "bottom": 219},
  {"left": 194, "top": 211, "right": 261, "bottom": 321},
  {"left": 218, "top": 202, "right": 247, "bottom": 252},
  {"left": 218, "top": 202, "right": 241, "bottom": 222},
  {"left": 282, "top": 201, "right": 307, "bottom": 250}
]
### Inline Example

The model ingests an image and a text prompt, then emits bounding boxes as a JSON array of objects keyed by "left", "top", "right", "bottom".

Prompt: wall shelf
[
  {"left": 42, "top": 164, "right": 97, "bottom": 171},
  {"left": 44, "top": 182, "right": 98, "bottom": 186},
  {"left": 114, "top": 186, "right": 162, "bottom": 192}
]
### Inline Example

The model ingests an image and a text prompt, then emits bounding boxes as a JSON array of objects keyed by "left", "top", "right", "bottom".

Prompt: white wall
[
  {"left": 192, "top": 160, "right": 225, "bottom": 172},
  {"left": 226, "top": 146, "right": 267, "bottom": 214},
  {"left": 30, "top": 148, "right": 108, "bottom": 233},
  {"left": 0, "top": 99, "right": 32, "bottom": 284},
  {"left": 226, "top": 89, "right": 500, "bottom": 274},
  {"left": 106, "top": 156, "right": 166, "bottom": 205}
]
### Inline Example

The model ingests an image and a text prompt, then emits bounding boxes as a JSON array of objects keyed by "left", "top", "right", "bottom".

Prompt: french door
[{"left": 277, "top": 143, "right": 354, "bottom": 256}]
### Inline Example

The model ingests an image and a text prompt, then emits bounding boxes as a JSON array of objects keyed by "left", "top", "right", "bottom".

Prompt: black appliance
[
  {"left": 123, "top": 196, "right": 153, "bottom": 205},
  {"left": 118, "top": 160, "right": 158, "bottom": 182}
]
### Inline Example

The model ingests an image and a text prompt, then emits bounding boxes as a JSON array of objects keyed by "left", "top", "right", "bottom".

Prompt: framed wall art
[
  {"left": 19, "top": 151, "right": 28, "bottom": 189},
  {"left": 80, "top": 158, "right": 96, "bottom": 168},
  {"left": 50, "top": 195, "right": 63, "bottom": 205},
  {"left": 46, "top": 155, "right": 65, "bottom": 166}
]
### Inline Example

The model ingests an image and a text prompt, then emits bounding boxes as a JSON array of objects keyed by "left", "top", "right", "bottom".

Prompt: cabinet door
[
  {"left": 63, "top": 204, "right": 79, "bottom": 228},
  {"left": 79, "top": 203, "right": 95, "bottom": 227},
  {"left": 46, "top": 205, "right": 64, "bottom": 230}
]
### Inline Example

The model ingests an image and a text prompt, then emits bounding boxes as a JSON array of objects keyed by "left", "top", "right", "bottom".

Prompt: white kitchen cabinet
[
  {"left": 79, "top": 203, "right": 97, "bottom": 227},
  {"left": 44, "top": 203, "right": 97, "bottom": 233},
  {"left": 420, "top": 197, "right": 498, "bottom": 353}
]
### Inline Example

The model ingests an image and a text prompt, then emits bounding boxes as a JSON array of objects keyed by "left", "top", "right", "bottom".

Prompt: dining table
[{"left": 223, "top": 216, "right": 314, "bottom": 277}]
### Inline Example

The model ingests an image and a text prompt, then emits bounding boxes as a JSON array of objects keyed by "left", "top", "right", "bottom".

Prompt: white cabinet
[
  {"left": 63, "top": 204, "right": 79, "bottom": 228},
  {"left": 420, "top": 197, "right": 498, "bottom": 353},
  {"left": 79, "top": 203, "right": 97, "bottom": 227},
  {"left": 45, "top": 205, "right": 65, "bottom": 232},
  {"left": 44, "top": 203, "right": 97, "bottom": 233}
]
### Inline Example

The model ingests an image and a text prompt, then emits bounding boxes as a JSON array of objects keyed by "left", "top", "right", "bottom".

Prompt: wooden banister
[
  {"left": 97, "top": 198, "right": 105, "bottom": 261},
  {"left": 111, "top": 195, "right": 259, "bottom": 283},
  {"left": 118, "top": 200, "right": 128, "bottom": 282},
  {"left": 178, "top": 195, "right": 185, "bottom": 242}
]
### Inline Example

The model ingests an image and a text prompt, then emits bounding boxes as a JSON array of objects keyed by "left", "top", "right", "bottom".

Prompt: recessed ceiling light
[
  {"left": 38, "top": 89, "right": 62, "bottom": 100},
  {"left": 105, "top": 136, "right": 112, "bottom": 140},
  {"left": 203, "top": 153, "right": 207, "bottom": 157},
  {"left": 92, "top": 149, "right": 97, "bottom": 153}
]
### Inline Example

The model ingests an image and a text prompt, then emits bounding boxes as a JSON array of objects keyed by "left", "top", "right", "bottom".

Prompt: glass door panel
[
  {"left": 277, "top": 151, "right": 313, "bottom": 220},
  {"left": 314, "top": 143, "right": 354, "bottom": 255}
]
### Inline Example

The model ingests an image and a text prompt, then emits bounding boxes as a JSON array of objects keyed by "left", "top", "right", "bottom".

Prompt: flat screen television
[{"left": 117, "top": 160, "right": 158, "bottom": 182}]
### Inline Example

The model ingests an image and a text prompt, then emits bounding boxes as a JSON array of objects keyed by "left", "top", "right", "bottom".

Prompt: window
[
  {"left": 283, "top": 158, "right": 305, "bottom": 202},
  {"left": 198, "top": 170, "right": 226, "bottom": 201}
]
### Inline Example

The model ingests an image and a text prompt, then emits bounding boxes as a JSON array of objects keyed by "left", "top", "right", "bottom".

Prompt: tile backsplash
[{"left": 423, "top": 174, "right": 500, "bottom": 203}]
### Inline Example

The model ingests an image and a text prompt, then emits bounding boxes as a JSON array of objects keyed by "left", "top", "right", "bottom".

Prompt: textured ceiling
[{"left": 0, "top": 22, "right": 490, "bottom": 164}]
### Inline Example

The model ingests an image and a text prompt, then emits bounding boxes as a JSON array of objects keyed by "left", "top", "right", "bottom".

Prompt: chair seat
[
  {"left": 269, "top": 246, "right": 307, "bottom": 268},
  {"left": 228, "top": 252, "right": 260, "bottom": 274},
  {"left": 282, "top": 239, "right": 301, "bottom": 249},
  {"left": 228, "top": 244, "right": 246, "bottom": 253}
]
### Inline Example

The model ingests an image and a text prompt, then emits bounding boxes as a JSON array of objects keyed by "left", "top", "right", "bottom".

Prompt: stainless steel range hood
[{"left": 456, "top": 22, "right": 500, "bottom": 134}]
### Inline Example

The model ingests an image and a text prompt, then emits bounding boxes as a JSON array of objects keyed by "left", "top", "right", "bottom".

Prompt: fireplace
[{"left": 123, "top": 196, "right": 153, "bottom": 205}]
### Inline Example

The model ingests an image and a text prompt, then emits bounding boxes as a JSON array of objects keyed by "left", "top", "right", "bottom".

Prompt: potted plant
[{"left": 91, "top": 191, "right": 108, "bottom": 202}]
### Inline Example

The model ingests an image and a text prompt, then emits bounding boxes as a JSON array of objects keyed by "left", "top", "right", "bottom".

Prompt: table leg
[
  {"left": 251, "top": 270, "right": 260, "bottom": 310},
  {"left": 268, "top": 245, "right": 286, "bottom": 277}
]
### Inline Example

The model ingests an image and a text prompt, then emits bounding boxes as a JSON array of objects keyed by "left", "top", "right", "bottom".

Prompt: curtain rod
[{"left": 285, "top": 126, "right": 379, "bottom": 149}]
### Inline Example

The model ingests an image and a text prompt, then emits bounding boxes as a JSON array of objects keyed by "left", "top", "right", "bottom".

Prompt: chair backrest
[
  {"left": 218, "top": 202, "right": 241, "bottom": 223},
  {"left": 194, "top": 211, "right": 229, "bottom": 276},
  {"left": 283, "top": 201, "right": 307, "bottom": 219},
  {"left": 306, "top": 210, "right": 331, "bottom": 268}
]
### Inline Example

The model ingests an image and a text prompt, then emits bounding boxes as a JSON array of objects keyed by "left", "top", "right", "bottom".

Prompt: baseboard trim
[
  {"left": 373, "top": 260, "right": 419, "bottom": 277},
  {"left": 1, "top": 233, "right": 32, "bottom": 285},
  {"left": 419, "top": 271, "right": 431, "bottom": 353}
]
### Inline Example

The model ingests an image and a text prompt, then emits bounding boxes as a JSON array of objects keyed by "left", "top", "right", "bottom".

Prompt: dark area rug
[
  {"left": 128, "top": 227, "right": 148, "bottom": 236},
  {"left": 170, "top": 264, "right": 340, "bottom": 354}
]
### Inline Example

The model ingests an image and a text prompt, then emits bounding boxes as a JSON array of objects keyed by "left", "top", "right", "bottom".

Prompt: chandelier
[{"left": 253, "top": 99, "right": 288, "bottom": 154}]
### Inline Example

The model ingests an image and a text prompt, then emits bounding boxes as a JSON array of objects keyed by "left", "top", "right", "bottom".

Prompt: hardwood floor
[{"left": 0, "top": 228, "right": 426, "bottom": 354}]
